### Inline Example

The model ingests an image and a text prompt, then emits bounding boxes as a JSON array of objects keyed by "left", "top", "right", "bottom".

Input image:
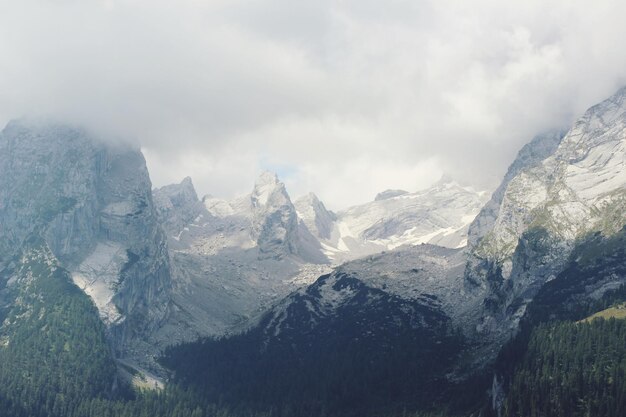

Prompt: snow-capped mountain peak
[
  {"left": 251, "top": 171, "right": 283, "bottom": 208},
  {"left": 313, "top": 176, "right": 489, "bottom": 262}
]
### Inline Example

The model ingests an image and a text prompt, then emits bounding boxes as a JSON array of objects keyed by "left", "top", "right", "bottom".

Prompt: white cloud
[{"left": 1, "top": 0, "right": 625, "bottom": 209}]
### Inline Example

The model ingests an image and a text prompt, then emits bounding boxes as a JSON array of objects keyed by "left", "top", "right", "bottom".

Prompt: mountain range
[
  {"left": 147, "top": 163, "right": 488, "bottom": 348},
  {"left": 0, "top": 86, "right": 624, "bottom": 417}
]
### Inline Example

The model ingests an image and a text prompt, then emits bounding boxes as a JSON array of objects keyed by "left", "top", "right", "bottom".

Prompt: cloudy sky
[{"left": 1, "top": 0, "right": 625, "bottom": 209}]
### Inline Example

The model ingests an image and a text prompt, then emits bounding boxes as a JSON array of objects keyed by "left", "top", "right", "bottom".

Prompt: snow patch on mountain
[
  {"left": 250, "top": 86, "right": 626, "bottom": 381},
  {"left": 71, "top": 242, "right": 127, "bottom": 325},
  {"left": 148, "top": 168, "right": 489, "bottom": 344},
  {"left": 313, "top": 178, "right": 489, "bottom": 263}
]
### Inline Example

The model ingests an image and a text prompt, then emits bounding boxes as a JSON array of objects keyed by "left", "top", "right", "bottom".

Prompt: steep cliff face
[
  {"left": 294, "top": 192, "right": 337, "bottom": 241},
  {"left": 250, "top": 172, "right": 309, "bottom": 260},
  {"left": 474, "top": 89, "right": 625, "bottom": 262},
  {"left": 0, "top": 119, "right": 171, "bottom": 354},
  {"left": 464, "top": 87, "right": 626, "bottom": 359},
  {"left": 467, "top": 130, "right": 565, "bottom": 247},
  {"left": 0, "top": 121, "right": 99, "bottom": 262},
  {"left": 151, "top": 172, "right": 329, "bottom": 345}
]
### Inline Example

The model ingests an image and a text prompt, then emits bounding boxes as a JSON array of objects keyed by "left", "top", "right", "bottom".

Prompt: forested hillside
[
  {"left": 504, "top": 319, "right": 626, "bottom": 417},
  {"left": 490, "top": 229, "right": 626, "bottom": 417},
  {"left": 0, "top": 242, "right": 119, "bottom": 417}
]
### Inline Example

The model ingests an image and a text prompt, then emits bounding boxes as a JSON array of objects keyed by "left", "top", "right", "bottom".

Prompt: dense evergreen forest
[
  {"left": 492, "top": 285, "right": 626, "bottom": 417},
  {"left": 504, "top": 319, "right": 626, "bottom": 417},
  {"left": 0, "top": 244, "right": 119, "bottom": 417},
  {"left": 160, "top": 312, "right": 464, "bottom": 417}
]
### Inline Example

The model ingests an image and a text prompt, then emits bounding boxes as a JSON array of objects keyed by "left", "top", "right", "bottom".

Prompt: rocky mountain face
[
  {"left": 0, "top": 120, "right": 171, "bottom": 357},
  {"left": 464, "top": 87, "right": 626, "bottom": 363},
  {"left": 195, "top": 171, "right": 326, "bottom": 263},
  {"left": 250, "top": 172, "right": 299, "bottom": 257},
  {"left": 161, "top": 172, "right": 488, "bottom": 268},
  {"left": 467, "top": 130, "right": 565, "bottom": 247},
  {"left": 522, "top": 226, "right": 626, "bottom": 326},
  {"left": 374, "top": 189, "right": 410, "bottom": 201},
  {"left": 249, "top": 172, "right": 326, "bottom": 262},
  {"left": 152, "top": 177, "right": 204, "bottom": 239},
  {"left": 151, "top": 170, "right": 488, "bottom": 343},
  {"left": 151, "top": 172, "right": 330, "bottom": 344},
  {"left": 295, "top": 85, "right": 626, "bottom": 373}
]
